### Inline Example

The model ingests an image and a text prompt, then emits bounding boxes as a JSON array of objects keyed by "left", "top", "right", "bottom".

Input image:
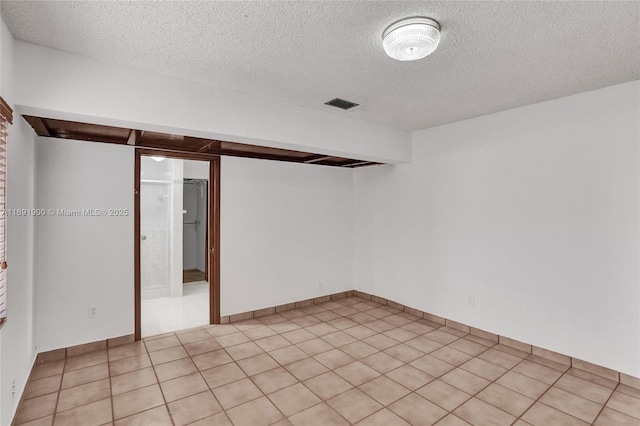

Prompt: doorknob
[{"left": 141, "top": 235, "right": 147, "bottom": 240}]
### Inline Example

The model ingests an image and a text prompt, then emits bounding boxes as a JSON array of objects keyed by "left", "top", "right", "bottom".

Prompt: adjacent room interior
[{"left": 0, "top": 1, "right": 639, "bottom": 425}]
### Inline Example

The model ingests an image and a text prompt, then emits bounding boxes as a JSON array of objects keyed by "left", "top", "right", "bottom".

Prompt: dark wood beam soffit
[{"left": 23, "top": 115, "right": 381, "bottom": 169}]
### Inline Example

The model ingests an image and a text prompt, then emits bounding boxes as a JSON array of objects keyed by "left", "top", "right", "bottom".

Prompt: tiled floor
[
  {"left": 183, "top": 269, "right": 206, "bottom": 284},
  {"left": 142, "top": 281, "right": 209, "bottom": 337},
  {"left": 16, "top": 296, "right": 640, "bottom": 425}
]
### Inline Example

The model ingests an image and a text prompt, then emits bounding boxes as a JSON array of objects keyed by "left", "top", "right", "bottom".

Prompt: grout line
[{"left": 591, "top": 381, "right": 621, "bottom": 424}]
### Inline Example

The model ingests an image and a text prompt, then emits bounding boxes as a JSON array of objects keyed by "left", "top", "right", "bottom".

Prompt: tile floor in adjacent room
[
  {"left": 16, "top": 296, "right": 640, "bottom": 426},
  {"left": 141, "top": 281, "right": 209, "bottom": 337}
]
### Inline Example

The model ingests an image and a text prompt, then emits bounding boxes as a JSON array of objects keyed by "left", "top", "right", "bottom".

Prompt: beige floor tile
[
  {"left": 15, "top": 393, "right": 58, "bottom": 424},
  {"left": 256, "top": 335, "right": 292, "bottom": 352},
  {"left": 417, "top": 379, "right": 471, "bottom": 411},
  {"left": 327, "top": 388, "right": 383, "bottom": 424},
  {"left": 401, "top": 322, "right": 436, "bottom": 336},
  {"left": 212, "top": 377, "right": 263, "bottom": 409},
  {"left": 454, "top": 398, "right": 515, "bottom": 426},
  {"left": 243, "top": 326, "right": 277, "bottom": 340},
  {"left": 540, "top": 387, "right": 602, "bottom": 423},
  {"left": 606, "top": 391, "right": 640, "bottom": 419},
  {"left": 433, "top": 414, "right": 472, "bottom": 425},
  {"left": 206, "top": 324, "right": 239, "bottom": 337},
  {"left": 384, "top": 343, "right": 424, "bottom": 363},
  {"left": 108, "top": 342, "right": 147, "bottom": 361},
  {"left": 285, "top": 357, "right": 329, "bottom": 381},
  {"left": 329, "top": 318, "right": 361, "bottom": 330},
  {"left": 359, "top": 375, "right": 411, "bottom": 406},
  {"left": 440, "top": 368, "right": 490, "bottom": 395},
  {"left": 201, "top": 362, "right": 246, "bottom": 388},
  {"left": 304, "top": 371, "right": 353, "bottom": 400},
  {"left": 215, "top": 332, "right": 250, "bottom": 348},
  {"left": 356, "top": 408, "right": 411, "bottom": 425},
  {"left": 344, "top": 325, "right": 379, "bottom": 340},
  {"left": 57, "top": 378, "right": 111, "bottom": 412},
  {"left": 405, "top": 336, "right": 443, "bottom": 353},
  {"left": 167, "top": 390, "right": 223, "bottom": 426},
  {"left": 112, "top": 384, "right": 165, "bottom": 420},
  {"left": 31, "top": 361, "right": 65, "bottom": 381},
  {"left": 252, "top": 367, "right": 299, "bottom": 394},
  {"left": 496, "top": 371, "right": 549, "bottom": 399},
  {"left": 113, "top": 405, "right": 173, "bottom": 426},
  {"left": 384, "top": 314, "right": 414, "bottom": 327},
  {"left": 111, "top": 367, "right": 157, "bottom": 395},
  {"left": 110, "top": 354, "right": 151, "bottom": 376},
  {"left": 477, "top": 348, "right": 521, "bottom": 369},
  {"left": 340, "top": 341, "right": 379, "bottom": 360},
  {"left": 189, "top": 412, "right": 233, "bottom": 426},
  {"left": 431, "top": 346, "right": 473, "bottom": 366},
  {"left": 323, "top": 331, "right": 358, "bottom": 348},
  {"left": 333, "top": 361, "right": 380, "bottom": 387},
  {"left": 387, "top": 364, "right": 435, "bottom": 390},
  {"left": 512, "top": 360, "right": 563, "bottom": 385},
  {"left": 526, "top": 354, "right": 570, "bottom": 372},
  {"left": 62, "top": 363, "right": 109, "bottom": 389},
  {"left": 53, "top": 398, "right": 112, "bottom": 426},
  {"left": 160, "top": 372, "right": 208, "bottom": 402},
  {"left": 65, "top": 351, "right": 108, "bottom": 372},
  {"left": 425, "top": 330, "right": 460, "bottom": 345},
  {"left": 176, "top": 330, "right": 210, "bottom": 345},
  {"left": 364, "top": 319, "right": 396, "bottom": 333},
  {"left": 296, "top": 338, "right": 334, "bottom": 356},
  {"left": 225, "top": 396, "right": 284, "bottom": 426},
  {"left": 314, "top": 348, "right": 356, "bottom": 369},
  {"left": 289, "top": 403, "right": 349, "bottom": 426},
  {"left": 148, "top": 346, "right": 188, "bottom": 366},
  {"left": 183, "top": 339, "right": 222, "bottom": 357},
  {"left": 314, "top": 310, "right": 342, "bottom": 322},
  {"left": 566, "top": 368, "right": 618, "bottom": 389},
  {"left": 389, "top": 393, "right": 448, "bottom": 426},
  {"left": 307, "top": 323, "right": 340, "bottom": 337},
  {"left": 17, "top": 414, "right": 54, "bottom": 426},
  {"left": 153, "top": 357, "right": 198, "bottom": 382},
  {"left": 24, "top": 375, "right": 61, "bottom": 399},
  {"left": 595, "top": 407, "right": 640, "bottom": 426},
  {"left": 236, "top": 353, "right": 279, "bottom": 376},
  {"left": 144, "top": 336, "right": 181, "bottom": 353},
  {"left": 361, "top": 352, "right": 403, "bottom": 373},
  {"left": 448, "top": 338, "right": 490, "bottom": 356},
  {"left": 282, "top": 328, "right": 315, "bottom": 344},
  {"left": 476, "top": 383, "right": 534, "bottom": 417},
  {"left": 192, "top": 349, "right": 233, "bottom": 371},
  {"left": 554, "top": 373, "right": 614, "bottom": 404},
  {"left": 268, "top": 383, "right": 321, "bottom": 416},
  {"left": 270, "top": 345, "right": 309, "bottom": 365},
  {"left": 459, "top": 357, "right": 507, "bottom": 381},
  {"left": 522, "top": 402, "right": 589, "bottom": 426},
  {"left": 619, "top": 384, "right": 640, "bottom": 399},
  {"left": 225, "top": 341, "right": 264, "bottom": 361},
  {"left": 362, "top": 334, "right": 400, "bottom": 351},
  {"left": 383, "top": 328, "right": 418, "bottom": 343},
  {"left": 410, "top": 354, "right": 456, "bottom": 378}
]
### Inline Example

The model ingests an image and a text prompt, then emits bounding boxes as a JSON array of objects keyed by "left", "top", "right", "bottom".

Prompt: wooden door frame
[{"left": 134, "top": 148, "right": 221, "bottom": 341}]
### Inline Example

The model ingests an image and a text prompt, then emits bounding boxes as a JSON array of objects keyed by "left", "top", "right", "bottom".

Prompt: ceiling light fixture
[{"left": 382, "top": 17, "right": 441, "bottom": 61}]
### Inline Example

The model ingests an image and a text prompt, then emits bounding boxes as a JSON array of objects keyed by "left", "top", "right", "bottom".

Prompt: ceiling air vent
[{"left": 325, "top": 98, "right": 359, "bottom": 110}]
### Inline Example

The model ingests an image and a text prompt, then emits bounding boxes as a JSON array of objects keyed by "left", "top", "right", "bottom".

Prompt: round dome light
[{"left": 382, "top": 17, "right": 441, "bottom": 61}]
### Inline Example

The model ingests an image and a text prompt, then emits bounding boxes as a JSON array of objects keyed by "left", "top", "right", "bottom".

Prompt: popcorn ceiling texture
[{"left": 1, "top": 1, "right": 639, "bottom": 131}]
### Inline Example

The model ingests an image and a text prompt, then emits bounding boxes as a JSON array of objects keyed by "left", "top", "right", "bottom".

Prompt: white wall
[
  {"left": 221, "top": 157, "right": 354, "bottom": 315},
  {"left": 35, "top": 138, "right": 134, "bottom": 351},
  {"left": 14, "top": 41, "right": 411, "bottom": 164},
  {"left": 0, "top": 17, "right": 37, "bottom": 425},
  {"left": 355, "top": 81, "right": 640, "bottom": 376}
]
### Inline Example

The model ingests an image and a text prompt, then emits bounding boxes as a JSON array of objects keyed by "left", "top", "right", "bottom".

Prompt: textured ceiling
[{"left": 2, "top": 1, "right": 639, "bottom": 131}]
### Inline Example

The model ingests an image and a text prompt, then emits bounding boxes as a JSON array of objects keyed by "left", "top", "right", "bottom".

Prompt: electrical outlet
[{"left": 89, "top": 305, "right": 98, "bottom": 318}]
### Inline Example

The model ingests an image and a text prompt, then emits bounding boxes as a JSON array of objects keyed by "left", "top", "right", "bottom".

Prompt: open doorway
[{"left": 135, "top": 150, "right": 220, "bottom": 340}]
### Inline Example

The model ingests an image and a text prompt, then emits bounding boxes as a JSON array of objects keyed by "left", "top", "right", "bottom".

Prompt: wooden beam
[
  {"left": 127, "top": 130, "right": 143, "bottom": 146},
  {"left": 198, "top": 139, "right": 222, "bottom": 152},
  {"left": 304, "top": 155, "right": 333, "bottom": 164},
  {"left": 23, "top": 116, "right": 51, "bottom": 137}
]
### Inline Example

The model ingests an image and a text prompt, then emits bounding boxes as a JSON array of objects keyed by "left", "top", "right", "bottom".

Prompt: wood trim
[
  {"left": 134, "top": 152, "right": 141, "bottom": 340},
  {"left": 0, "top": 97, "right": 12, "bottom": 125},
  {"left": 210, "top": 158, "right": 221, "bottom": 324},
  {"left": 134, "top": 149, "right": 221, "bottom": 340}
]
